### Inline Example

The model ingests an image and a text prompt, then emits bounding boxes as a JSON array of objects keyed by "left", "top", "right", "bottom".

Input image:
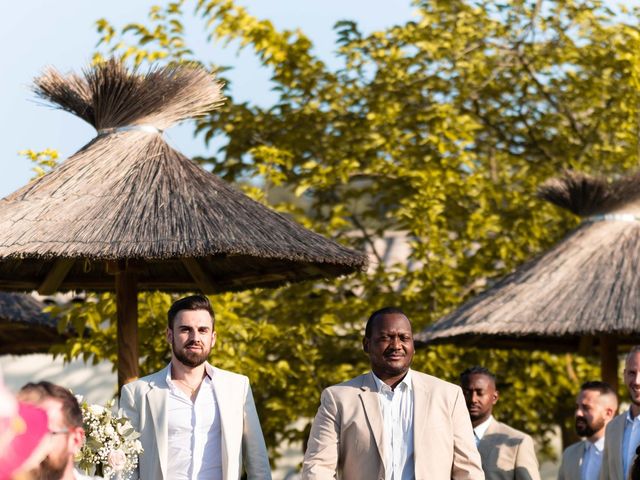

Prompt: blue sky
[{"left": 1, "top": 1, "right": 415, "bottom": 197}]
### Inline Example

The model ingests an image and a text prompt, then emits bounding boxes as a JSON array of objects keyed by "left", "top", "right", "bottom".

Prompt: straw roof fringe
[
  {"left": 416, "top": 169, "right": 640, "bottom": 350},
  {"left": 0, "top": 59, "right": 367, "bottom": 293}
]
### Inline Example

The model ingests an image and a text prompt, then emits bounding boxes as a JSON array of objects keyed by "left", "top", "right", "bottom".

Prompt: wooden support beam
[
  {"left": 182, "top": 257, "right": 216, "bottom": 294},
  {"left": 116, "top": 269, "right": 139, "bottom": 391},
  {"left": 38, "top": 258, "right": 76, "bottom": 295},
  {"left": 600, "top": 334, "right": 618, "bottom": 393}
]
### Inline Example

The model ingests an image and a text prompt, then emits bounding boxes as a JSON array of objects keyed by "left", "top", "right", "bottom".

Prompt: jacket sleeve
[
  {"left": 301, "top": 388, "right": 340, "bottom": 480},
  {"left": 514, "top": 434, "right": 541, "bottom": 480},
  {"left": 451, "top": 386, "right": 485, "bottom": 480},
  {"left": 242, "top": 379, "right": 273, "bottom": 480}
]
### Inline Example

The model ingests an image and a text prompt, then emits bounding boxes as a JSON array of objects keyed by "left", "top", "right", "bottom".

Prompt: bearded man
[
  {"left": 17, "top": 381, "right": 101, "bottom": 480},
  {"left": 558, "top": 381, "right": 617, "bottom": 480},
  {"left": 120, "top": 294, "right": 271, "bottom": 480}
]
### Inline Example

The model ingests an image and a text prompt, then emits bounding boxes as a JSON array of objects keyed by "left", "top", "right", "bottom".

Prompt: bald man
[{"left": 558, "top": 381, "right": 618, "bottom": 480}]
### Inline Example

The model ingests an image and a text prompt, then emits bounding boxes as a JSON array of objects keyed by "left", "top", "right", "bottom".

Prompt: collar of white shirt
[
  {"left": 473, "top": 415, "right": 493, "bottom": 442},
  {"left": 371, "top": 369, "right": 413, "bottom": 393},
  {"left": 589, "top": 435, "right": 605, "bottom": 452},
  {"left": 165, "top": 361, "right": 215, "bottom": 390}
]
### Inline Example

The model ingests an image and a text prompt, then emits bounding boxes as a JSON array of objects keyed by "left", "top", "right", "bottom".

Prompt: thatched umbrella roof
[
  {"left": 0, "top": 60, "right": 367, "bottom": 386},
  {"left": 0, "top": 61, "right": 366, "bottom": 293},
  {"left": 415, "top": 171, "right": 640, "bottom": 386},
  {"left": 0, "top": 293, "right": 66, "bottom": 355}
]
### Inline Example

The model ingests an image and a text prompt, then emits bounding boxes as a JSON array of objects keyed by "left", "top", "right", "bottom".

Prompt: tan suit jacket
[
  {"left": 476, "top": 420, "right": 540, "bottom": 480},
  {"left": 557, "top": 440, "right": 586, "bottom": 480},
  {"left": 119, "top": 363, "right": 271, "bottom": 480},
  {"left": 600, "top": 413, "right": 627, "bottom": 480},
  {"left": 301, "top": 370, "right": 484, "bottom": 480}
]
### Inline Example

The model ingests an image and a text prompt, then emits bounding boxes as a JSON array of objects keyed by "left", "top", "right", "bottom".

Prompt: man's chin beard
[
  {"left": 30, "top": 456, "right": 67, "bottom": 480},
  {"left": 173, "top": 343, "right": 210, "bottom": 368}
]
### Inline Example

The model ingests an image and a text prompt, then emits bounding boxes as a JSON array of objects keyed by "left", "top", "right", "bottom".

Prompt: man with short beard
[
  {"left": 601, "top": 346, "right": 640, "bottom": 480},
  {"left": 17, "top": 381, "right": 101, "bottom": 480},
  {"left": 558, "top": 381, "right": 617, "bottom": 480},
  {"left": 120, "top": 294, "right": 271, "bottom": 480}
]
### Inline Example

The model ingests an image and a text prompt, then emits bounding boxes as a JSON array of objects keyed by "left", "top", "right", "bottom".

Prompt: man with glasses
[{"left": 17, "top": 381, "right": 100, "bottom": 480}]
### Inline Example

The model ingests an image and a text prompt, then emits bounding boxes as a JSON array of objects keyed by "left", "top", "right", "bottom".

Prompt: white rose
[
  {"left": 104, "top": 424, "right": 115, "bottom": 436},
  {"left": 107, "top": 449, "right": 127, "bottom": 472}
]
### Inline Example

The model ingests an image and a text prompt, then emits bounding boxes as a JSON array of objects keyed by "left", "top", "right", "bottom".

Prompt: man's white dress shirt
[
  {"left": 372, "top": 370, "right": 415, "bottom": 480},
  {"left": 166, "top": 363, "right": 223, "bottom": 480},
  {"left": 580, "top": 436, "right": 604, "bottom": 480}
]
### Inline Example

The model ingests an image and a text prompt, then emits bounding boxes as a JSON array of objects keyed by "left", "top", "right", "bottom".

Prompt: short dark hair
[
  {"left": 460, "top": 366, "right": 497, "bottom": 387},
  {"left": 580, "top": 380, "right": 617, "bottom": 397},
  {"left": 364, "top": 307, "right": 409, "bottom": 338},
  {"left": 17, "top": 381, "right": 83, "bottom": 428},
  {"left": 168, "top": 294, "right": 215, "bottom": 330}
]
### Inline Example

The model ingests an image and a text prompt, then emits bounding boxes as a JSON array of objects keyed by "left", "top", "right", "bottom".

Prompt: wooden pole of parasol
[
  {"left": 110, "top": 261, "right": 139, "bottom": 390},
  {"left": 599, "top": 334, "right": 618, "bottom": 392}
]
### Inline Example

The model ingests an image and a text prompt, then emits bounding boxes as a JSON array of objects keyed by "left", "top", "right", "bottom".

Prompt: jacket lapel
[
  {"left": 412, "top": 374, "right": 431, "bottom": 473},
  {"left": 613, "top": 414, "right": 626, "bottom": 480},
  {"left": 147, "top": 367, "right": 169, "bottom": 480},
  {"left": 573, "top": 441, "right": 587, "bottom": 480},
  {"left": 477, "top": 419, "right": 499, "bottom": 459},
  {"left": 212, "top": 367, "right": 232, "bottom": 480},
  {"left": 359, "top": 373, "right": 386, "bottom": 472}
]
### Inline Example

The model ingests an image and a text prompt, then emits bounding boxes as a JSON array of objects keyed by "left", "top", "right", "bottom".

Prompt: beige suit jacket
[
  {"left": 477, "top": 420, "right": 540, "bottom": 480},
  {"left": 119, "top": 363, "right": 271, "bottom": 480},
  {"left": 600, "top": 413, "right": 627, "bottom": 480},
  {"left": 557, "top": 440, "right": 586, "bottom": 480},
  {"left": 301, "top": 370, "right": 484, "bottom": 480}
]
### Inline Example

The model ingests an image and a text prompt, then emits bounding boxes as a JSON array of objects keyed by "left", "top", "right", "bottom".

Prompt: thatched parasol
[
  {"left": 0, "top": 292, "right": 66, "bottom": 354},
  {"left": 415, "top": 170, "right": 640, "bottom": 389},
  {"left": 0, "top": 59, "right": 368, "bottom": 387}
]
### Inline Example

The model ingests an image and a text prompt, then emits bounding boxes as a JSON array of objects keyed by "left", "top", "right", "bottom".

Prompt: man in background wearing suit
[
  {"left": 302, "top": 307, "right": 484, "bottom": 480},
  {"left": 600, "top": 346, "right": 640, "bottom": 480},
  {"left": 120, "top": 294, "right": 271, "bottom": 480},
  {"left": 558, "top": 381, "right": 617, "bottom": 480},
  {"left": 460, "top": 366, "right": 540, "bottom": 480}
]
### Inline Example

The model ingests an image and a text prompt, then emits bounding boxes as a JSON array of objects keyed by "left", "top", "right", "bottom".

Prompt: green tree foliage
[{"left": 48, "top": 0, "right": 640, "bottom": 460}]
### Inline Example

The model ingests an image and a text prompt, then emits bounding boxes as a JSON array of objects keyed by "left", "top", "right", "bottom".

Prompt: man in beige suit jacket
[
  {"left": 120, "top": 295, "right": 271, "bottom": 480},
  {"left": 558, "top": 381, "right": 617, "bottom": 480},
  {"left": 302, "top": 307, "right": 484, "bottom": 480},
  {"left": 461, "top": 367, "right": 540, "bottom": 480},
  {"left": 600, "top": 347, "right": 640, "bottom": 480}
]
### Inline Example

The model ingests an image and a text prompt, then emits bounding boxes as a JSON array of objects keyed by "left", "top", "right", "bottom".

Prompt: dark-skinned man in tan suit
[
  {"left": 558, "top": 381, "right": 617, "bottom": 480},
  {"left": 460, "top": 366, "right": 540, "bottom": 480},
  {"left": 302, "top": 307, "right": 484, "bottom": 480}
]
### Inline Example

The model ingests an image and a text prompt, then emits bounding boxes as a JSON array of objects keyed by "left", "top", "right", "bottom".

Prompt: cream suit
[
  {"left": 301, "top": 370, "right": 484, "bottom": 480},
  {"left": 557, "top": 440, "right": 587, "bottom": 480},
  {"left": 477, "top": 420, "right": 540, "bottom": 480},
  {"left": 119, "top": 363, "right": 272, "bottom": 480},
  {"left": 600, "top": 413, "right": 626, "bottom": 480}
]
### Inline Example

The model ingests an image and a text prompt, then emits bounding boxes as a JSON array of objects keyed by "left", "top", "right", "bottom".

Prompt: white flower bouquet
[{"left": 76, "top": 398, "right": 143, "bottom": 480}]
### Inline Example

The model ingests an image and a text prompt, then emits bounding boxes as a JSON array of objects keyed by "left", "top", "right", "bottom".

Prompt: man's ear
[
  {"left": 363, "top": 337, "right": 369, "bottom": 353},
  {"left": 492, "top": 389, "right": 499, "bottom": 405},
  {"left": 166, "top": 327, "right": 173, "bottom": 345},
  {"left": 70, "top": 428, "right": 85, "bottom": 455}
]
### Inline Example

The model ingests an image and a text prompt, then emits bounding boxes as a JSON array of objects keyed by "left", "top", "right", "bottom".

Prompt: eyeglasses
[{"left": 48, "top": 428, "right": 70, "bottom": 435}]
